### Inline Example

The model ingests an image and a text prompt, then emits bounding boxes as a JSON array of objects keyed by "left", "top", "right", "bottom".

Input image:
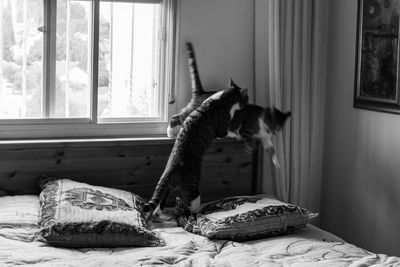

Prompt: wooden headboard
[{"left": 0, "top": 138, "right": 263, "bottom": 203}]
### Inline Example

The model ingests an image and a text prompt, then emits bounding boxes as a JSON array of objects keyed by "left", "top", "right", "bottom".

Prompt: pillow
[
  {"left": 176, "top": 195, "right": 318, "bottom": 241},
  {"left": 37, "top": 178, "right": 165, "bottom": 248}
]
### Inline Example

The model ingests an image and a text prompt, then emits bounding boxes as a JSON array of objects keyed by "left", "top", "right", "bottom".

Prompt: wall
[
  {"left": 322, "top": 0, "right": 400, "bottom": 256},
  {"left": 174, "top": 0, "right": 255, "bottom": 113}
]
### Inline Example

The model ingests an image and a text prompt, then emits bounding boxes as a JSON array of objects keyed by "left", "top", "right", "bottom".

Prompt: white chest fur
[{"left": 229, "top": 103, "right": 240, "bottom": 119}]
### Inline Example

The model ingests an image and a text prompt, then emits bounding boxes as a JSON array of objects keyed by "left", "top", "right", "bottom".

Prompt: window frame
[{"left": 0, "top": 0, "right": 178, "bottom": 140}]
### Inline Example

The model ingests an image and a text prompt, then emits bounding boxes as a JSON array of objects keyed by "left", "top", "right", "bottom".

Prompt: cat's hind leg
[{"left": 180, "top": 178, "right": 201, "bottom": 214}]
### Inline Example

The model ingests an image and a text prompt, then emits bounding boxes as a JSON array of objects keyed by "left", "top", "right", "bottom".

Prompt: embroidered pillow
[
  {"left": 37, "top": 178, "right": 165, "bottom": 248},
  {"left": 176, "top": 195, "right": 318, "bottom": 241}
]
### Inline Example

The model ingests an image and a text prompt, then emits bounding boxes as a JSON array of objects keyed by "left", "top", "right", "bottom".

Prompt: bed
[{"left": 0, "top": 139, "right": 399, "bottom": 266}]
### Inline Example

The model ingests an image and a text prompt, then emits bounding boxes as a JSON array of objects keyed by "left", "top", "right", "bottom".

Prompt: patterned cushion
[
  {"left": 37, "top": 179, "right": 165, "bottom": 248},
  {"left": 176, "top": 195, "right": 318, "bottom": 241}
]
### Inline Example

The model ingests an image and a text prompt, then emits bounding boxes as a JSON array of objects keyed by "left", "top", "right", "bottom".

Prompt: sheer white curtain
[{"left": 255, "top": 0, "right": 328, "bottom": 212}]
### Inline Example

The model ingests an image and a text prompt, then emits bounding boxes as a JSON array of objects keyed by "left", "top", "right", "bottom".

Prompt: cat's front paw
[
  {"left": 144, "top": 211, "right": 155, "bottom": 223},
  {"left": 144, "top": 207, "right": 164, "bottom": 223},
  {"left": 167, "top": 125, "right": 181, "bottom": 138}
]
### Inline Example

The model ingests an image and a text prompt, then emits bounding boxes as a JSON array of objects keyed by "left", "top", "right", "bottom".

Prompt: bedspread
[{"left": 1, "top": 216, "right": 399, "bottom": 267}]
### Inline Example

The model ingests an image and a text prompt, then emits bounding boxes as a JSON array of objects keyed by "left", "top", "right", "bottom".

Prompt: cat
[
  {"left": 227, "top": 105, "right": 291, "bottom": 168},
  {"left": 167, "top": 42, "right": 217, "bottom": 138},
  {"left": 144, "top": 80, "right": 249, "bottom": 218}
]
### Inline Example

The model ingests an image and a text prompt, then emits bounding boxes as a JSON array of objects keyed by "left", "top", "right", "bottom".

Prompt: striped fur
[
  {"left": 145, "top": 82, "right": 249, "bottom": 218},
  {"left": 228, "top": 105, "right": 291, "bottom": 168},
  {"left": 167, "top": 42, "right": 218, "bottom": 138},
  {"left": 187, "top": 42, "right": 204, "bottom": 94}
]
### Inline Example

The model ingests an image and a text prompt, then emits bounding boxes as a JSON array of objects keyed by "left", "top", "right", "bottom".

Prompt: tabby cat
[
  {"left": 144, "top": 81, "right": 249, "bottom": 218},
  {"left": 167, "top": 42, "right": 217, "bottom": 138},
  {"left": 228, "top": 105, "right": 291, "bottom": 168}
]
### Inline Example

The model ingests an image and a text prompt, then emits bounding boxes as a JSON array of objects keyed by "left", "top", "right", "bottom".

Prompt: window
[
  {"left": 0, "top": 0, "right": 177, "bottom": 139},
  {"left": 0, "top": 0, "right": 44, "bottom": 119}
]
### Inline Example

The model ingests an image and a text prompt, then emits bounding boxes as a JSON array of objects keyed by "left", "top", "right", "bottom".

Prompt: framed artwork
[{"left": 354, "top": 0, "right": 400, "bottom": 113}]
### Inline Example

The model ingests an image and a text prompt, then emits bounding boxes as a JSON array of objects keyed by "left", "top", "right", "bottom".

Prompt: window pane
[
  {"left": 0, "top": 0, "right": 43, "bottom": 119},
  {"left": 98, "top": 2, "right": 161, "bottom": 118},
  {"left": 54, "top": 0, "right": 91, "bottom": 118}
]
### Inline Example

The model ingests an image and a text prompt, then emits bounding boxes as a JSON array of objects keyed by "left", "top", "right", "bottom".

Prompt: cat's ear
[
  {"left": 276, "top": 107, "right": 291, "bottom": 121},
  {"left": 276, "top": 109, "right": 291, "bottom": 123},
  {"left": 273, "top": 106, "right": 285, "bottom": 114},
  {"left": 272, "top": 106, "right": 290, "bottom": 118},
  {"left": 228, "top": 78, "right": 234, "bottom": 87},
  {"left": 228, "top": 78, "right": 239, "bottom": 88}
]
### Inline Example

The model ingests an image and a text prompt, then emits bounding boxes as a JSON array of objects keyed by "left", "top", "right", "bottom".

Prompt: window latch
[{"left": 37, "top": 26, "right": 46, "bottom": 33}]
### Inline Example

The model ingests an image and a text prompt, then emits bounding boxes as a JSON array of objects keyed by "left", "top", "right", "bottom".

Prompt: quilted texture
[
  {"left": 37, "top": 179, "right": 165, "bottom": 248},
  {"left": 2, "top": 196, "right": 400, "bottom": 266},
  {"left": 176, "top": 195, "right": 318, "bottom": 241},
  {"left": 0, "top": 195, "right": 40, "bottom": 226}
]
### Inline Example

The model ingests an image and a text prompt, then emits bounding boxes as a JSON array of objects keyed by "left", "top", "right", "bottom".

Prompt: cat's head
[
  {"left": 263, "top": 107, "right": 291, "bottom": 134},
  {"left": 228, "top": 78, "right": 249, "bottom": 108}
]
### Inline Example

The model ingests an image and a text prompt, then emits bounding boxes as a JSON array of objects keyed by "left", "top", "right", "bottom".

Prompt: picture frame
[{"left": 354, "top": 0, "right": 400, "bottom": 114}]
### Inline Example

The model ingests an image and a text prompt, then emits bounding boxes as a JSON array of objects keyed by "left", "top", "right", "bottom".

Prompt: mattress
[{"left": 1, "top": 195, "right": 399, "bottom": 267}]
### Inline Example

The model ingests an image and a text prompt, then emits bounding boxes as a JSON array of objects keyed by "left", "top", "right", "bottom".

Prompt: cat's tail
[{"left": 186, "top": 42, "right": 204, "bottom": 95}]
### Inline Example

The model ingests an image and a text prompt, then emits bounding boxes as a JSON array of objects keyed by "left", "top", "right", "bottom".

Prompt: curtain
[{"left": 255, "top": 0, "right": 328, "bottom": 213}]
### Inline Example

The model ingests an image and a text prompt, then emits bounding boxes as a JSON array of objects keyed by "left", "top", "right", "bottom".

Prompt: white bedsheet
[
  {"left": 0, "top": 196, "right": 399, "bottom": 267},
  {"left": 0, "top": 219, "right": 399, "bottom": 266}
]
